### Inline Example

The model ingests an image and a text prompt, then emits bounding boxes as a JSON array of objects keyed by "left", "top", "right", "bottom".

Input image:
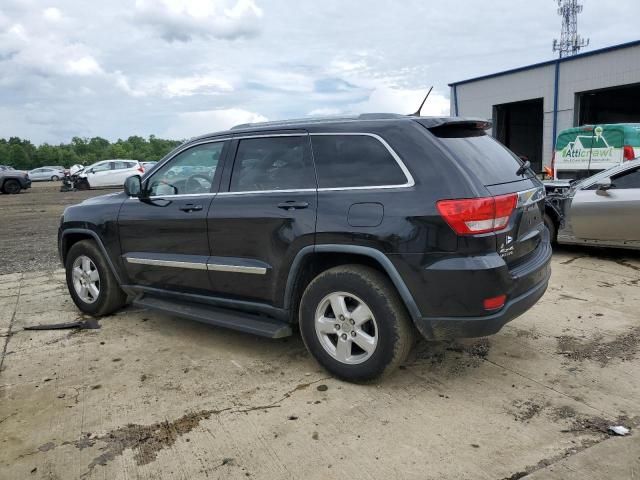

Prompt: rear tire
[
  {"left": 65, "top": 240, "right": 127, "bottom": 316},
  {"left": 299, "top": 265, "right": 415, "bottom": 382},
  {"left": 544, "top": 213, "right": 557, "bottom": 244},
  {"left": 3, "top": 179, "right": 21, "bottom": 194},
  {"left": 51, "top": 175, "right": 59, "bottom": 181}
]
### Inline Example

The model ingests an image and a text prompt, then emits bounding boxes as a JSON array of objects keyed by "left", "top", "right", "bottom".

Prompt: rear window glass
[
  {"left": 429, "top": 126, "right": 532, "bottom": 186},
  {"left": 311, "top": 135, "right": 407, "bottom": 188}
]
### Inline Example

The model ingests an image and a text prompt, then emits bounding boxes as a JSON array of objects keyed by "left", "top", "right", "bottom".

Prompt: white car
[
  {"left": 28, "top": 167, "right": 65, "bottom": 181},
  {"left": 79, "top": 160, "right": 144, "bottom": 188}
]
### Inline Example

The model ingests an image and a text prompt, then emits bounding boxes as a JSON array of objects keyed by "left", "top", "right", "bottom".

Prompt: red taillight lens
[
  {"left": 436, "top": 194, "right": 517, "bottom": 235},
  {"left": 623, "top": 145, "right": 635, "bottom": 161},
  {"left": 483, "top": 294, "right": 506, "bottom": 310},
  {"left": 137, "top": 165, "right": 145, "bottom": 173}
]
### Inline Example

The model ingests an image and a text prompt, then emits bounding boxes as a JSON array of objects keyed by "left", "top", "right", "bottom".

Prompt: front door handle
[
  {"left": 179, "top": 204, "right": 203, "bottom": 212},
  {"left": 277, "top": 201, "right": 309, "bottom": 211}
]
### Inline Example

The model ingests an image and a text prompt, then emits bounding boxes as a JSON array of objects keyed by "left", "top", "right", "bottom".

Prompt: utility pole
[{"left": 552, "top": 0, "right": 589, "bottom": 58}]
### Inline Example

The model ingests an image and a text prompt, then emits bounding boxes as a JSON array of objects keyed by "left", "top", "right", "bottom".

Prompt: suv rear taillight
[
  {"left": 437, "top": 194, "right": 517, "bottom": 235},
  {"left": 623, "top": 145, "right": 635, "bottom": 161}
]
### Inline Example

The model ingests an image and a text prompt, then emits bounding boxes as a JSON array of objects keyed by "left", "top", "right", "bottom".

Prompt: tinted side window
[
  {"left": 113, "top": 161, "right": 130, "bottom": 170},
  {"left": 612, "top": 167, "right": 640, "bottom": 189},
  {"left": 229, "top": 136, "right": 315, "bottom": 192},
  {"left": 311, "top": 135, "right": 407, "bottom": 188},
  {"left": 148, "top": 142, "right": 224, "bottom": 196}
]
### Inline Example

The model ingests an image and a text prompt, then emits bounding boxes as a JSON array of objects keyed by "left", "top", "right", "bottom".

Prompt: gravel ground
[{"left": 0, "top": 182, "right": 107, "bottom": 274}]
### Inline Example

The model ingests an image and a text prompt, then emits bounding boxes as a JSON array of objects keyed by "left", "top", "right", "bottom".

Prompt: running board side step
[{"left": 133, "top": 295, "right": 292, "bottom": 339}]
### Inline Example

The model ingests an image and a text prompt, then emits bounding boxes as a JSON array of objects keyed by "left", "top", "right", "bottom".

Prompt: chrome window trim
[
  {"left": 218, "top": 188, "right": 315, "bottom": 196},
  {"left": 127, "top": 193, "right": 217, "bottom": 201},
  {"left": 207, "top": 263, "right": 267, "bottom": 275},
  {"left": 310, "top": 132, "right": 415, "bottom": 189},
  {"left": 142, "top": 137, "right": 230, "bottom": 197},
  {"left": 126, "top": 257, "right": 208, "bottom": 270},
  {"left": 219, "top": 131, "right": 415, "bottom": 195}
]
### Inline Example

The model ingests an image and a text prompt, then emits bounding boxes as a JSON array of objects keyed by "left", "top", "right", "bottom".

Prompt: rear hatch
[{"left": 421, "top": 120, "right": 545, "bottom": 266}]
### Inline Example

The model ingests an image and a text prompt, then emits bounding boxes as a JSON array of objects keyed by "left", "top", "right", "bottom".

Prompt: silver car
[
  {"left": 544, "top": 158, "right": 640, "bottom": 250},
  {"left": 28, "top": 167, "right": 65, "bottom": 181}
]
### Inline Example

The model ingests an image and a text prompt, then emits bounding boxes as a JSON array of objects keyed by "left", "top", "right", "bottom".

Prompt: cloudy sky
[{"left": 1, "top": 0, "right": 638, "bottom": 144}]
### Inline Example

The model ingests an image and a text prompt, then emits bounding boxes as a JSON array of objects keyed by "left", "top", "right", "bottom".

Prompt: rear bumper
[
  {"left": 390, "top": 235, "right": 552, "bottom": 340},
  {"left": 414, "top": 268, "right": 550, "bottom": 340}
]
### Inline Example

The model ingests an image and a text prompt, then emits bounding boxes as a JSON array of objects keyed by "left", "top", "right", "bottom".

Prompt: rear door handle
[
  {"left": 277, "top": 201, "right": 309, "bottom": 211},
  {"left": 179, "top": 204, "right": 203, "bottom": 212}
]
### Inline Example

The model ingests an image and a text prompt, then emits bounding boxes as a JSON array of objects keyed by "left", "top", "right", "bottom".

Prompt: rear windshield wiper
[{"left": 516, "top": 160, "right": 530, "bottom": 176}]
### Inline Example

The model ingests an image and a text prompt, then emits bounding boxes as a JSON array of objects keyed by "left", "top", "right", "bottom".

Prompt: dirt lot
[
  {"left": 1, "top": 185, "right": 640, "bottom": 479},
  {"left": 0, "top": 182, "right": 105, "bottom": 275}
]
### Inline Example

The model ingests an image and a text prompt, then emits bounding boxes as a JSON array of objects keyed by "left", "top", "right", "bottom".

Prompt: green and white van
[{"left": 553, "top": 123, "right": 640, "bottom": 179}]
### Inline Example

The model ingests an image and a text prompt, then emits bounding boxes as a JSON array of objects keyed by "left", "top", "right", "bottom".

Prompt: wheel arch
[
  {"left": 60, "top": 229, "right": 123, "bottom": 284},
  {"left": 284, "top": 245, "right": 421, "bottom": 324}
]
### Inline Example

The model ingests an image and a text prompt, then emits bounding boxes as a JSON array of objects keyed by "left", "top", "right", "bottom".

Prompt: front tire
[
  {"left": 299, "top": 265, "right": 415, "bottom": 382},
  {"left": 65, "top": 240, "right": 126, "bottom": 316},
  {"left": 3, "top": 179, "right": 21, "bottom": 194}
]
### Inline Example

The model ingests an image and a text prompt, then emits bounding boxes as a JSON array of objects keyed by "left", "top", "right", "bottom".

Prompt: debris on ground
[
  {"left": 556, "top": 326, "right": 640, "bottom": 365},
  {"left": 608, "top": 425, "right": 630, "bottom": 436},
  {"left": 511, "top": 400, "right": 544, "bottom": 422},
  {"left": 24, "top": 318, "right": 100, "bottom": 331}
]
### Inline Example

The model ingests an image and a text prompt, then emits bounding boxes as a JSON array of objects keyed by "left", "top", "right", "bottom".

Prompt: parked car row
[{"left": 28, "top": 166, "right": 65, "bottom": 181}]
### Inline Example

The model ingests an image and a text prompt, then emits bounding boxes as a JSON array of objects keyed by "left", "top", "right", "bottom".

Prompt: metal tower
[{"left": 552, "top": 0, "right": 589, "bottom": 58}]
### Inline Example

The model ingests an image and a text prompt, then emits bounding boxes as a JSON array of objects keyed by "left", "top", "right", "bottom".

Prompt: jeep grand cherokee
[{"left": 59, "top": 114, "right": 551, "bottom": 381}]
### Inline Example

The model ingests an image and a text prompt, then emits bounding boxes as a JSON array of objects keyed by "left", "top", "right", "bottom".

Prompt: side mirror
[
  {"left": 124, "top": 175, "right": 143, "bottom": 197},
  {"left": 595, "top": 177, "right": 613, "bottom": 196}
]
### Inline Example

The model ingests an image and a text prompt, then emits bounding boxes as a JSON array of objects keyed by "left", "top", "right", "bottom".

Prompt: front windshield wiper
[{"left": 516, "top": 160, "right": 530, "bottom": 176}]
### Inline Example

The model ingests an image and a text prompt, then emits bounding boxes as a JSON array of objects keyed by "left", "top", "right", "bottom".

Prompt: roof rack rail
[{"left": 231, "top": 113, "right": 406, "bottom": 130}]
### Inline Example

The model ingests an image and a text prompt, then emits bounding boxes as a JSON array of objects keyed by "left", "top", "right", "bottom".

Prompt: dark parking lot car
[
  {"left": 0, "top": 165, "right": 31, "bottom": 194},
  {"left": 58, "top": 114, "right": 551, "bottom": 381}
]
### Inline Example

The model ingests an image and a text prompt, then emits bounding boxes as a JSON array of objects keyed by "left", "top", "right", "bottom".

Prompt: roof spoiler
[{"left": 415, "top": 117, "right": 492, "bottom": 130}]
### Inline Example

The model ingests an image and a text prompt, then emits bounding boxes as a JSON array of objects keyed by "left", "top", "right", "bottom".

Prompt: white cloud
[
  {"left": 164, "top": 74, "right": 233, "bottom": 97},
  {"left": 357, "top": 85, "right": 450, "bottom": 116},
  {"left": 43, "top": 7, "right": 62, "bottom": 22},
  {"left": 65, "top": 55, "right": 102, "bottom": 75},
  {"left": 134, "top": 0, "right": 263, "bottom": 42},
  {"left": 164, "top": 108, "right": 267, "bottom": 138},
  {"left": 307, "top": 107, "right": 343, "bottom": 117},
  {"left": 113, "top": 72, "right": 233, "bottom": 98}
]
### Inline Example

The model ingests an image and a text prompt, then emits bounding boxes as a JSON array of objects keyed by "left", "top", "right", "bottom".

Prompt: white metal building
[{"left": 449, "top": 40, "right": 640, "bottom": 173}]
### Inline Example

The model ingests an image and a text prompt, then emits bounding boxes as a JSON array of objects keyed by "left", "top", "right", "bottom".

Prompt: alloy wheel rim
[
  {"left": 72, "top": 255, "right": 100, "bottom": 304},
  {"left": 314, "top": 291, "right": 378, "bottom": 365}
]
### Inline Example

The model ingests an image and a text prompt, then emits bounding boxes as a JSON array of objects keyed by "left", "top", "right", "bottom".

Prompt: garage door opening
[
  {"left": 577, "top": 82, "right": 640, "bottom": 125},
  {"left": 493, "top": 98, "right": 544, "bottom": 173}
]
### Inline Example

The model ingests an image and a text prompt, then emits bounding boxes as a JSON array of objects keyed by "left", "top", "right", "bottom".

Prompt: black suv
[{"left": 59, "top": 114, "right": 551, "bottom": 381}]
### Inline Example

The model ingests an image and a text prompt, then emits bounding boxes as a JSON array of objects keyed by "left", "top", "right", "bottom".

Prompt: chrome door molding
[{"left": 125, "top": 254, "right": 269, "bottom": 275}]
